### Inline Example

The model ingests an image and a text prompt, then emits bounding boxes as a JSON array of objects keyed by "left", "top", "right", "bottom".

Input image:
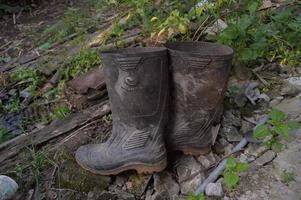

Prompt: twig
[
  {"left": 0, "top": 41, "right": 12, "bottom": 51},
  {"left": 252, "top": 69, "right": 269, "bottom": 86},
  {"left": 192, "top": 16, "right": 210, "bottom": 41}
]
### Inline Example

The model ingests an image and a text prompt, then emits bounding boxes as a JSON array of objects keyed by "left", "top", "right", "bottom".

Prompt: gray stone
[
  {"left": 275, "top": 96, "right": 301, "bottom": 119},
  {"left": 153, "top": 171, "right": 179, "bottom": 200},
  {"left": 259, "top": 93, "right": 270, "bottom": 102},
  {"left": 273, "top": 130, "right": 301, "bottom": 182},
  {"left": 222, "top": 125, "right": 243, "bottom": 142},
  {"left": 245, "top": 143, "right": 267, "bottom": 158},
  {"left": 223, "top": 110, "right": 241, "bottom": 127},
  {"left": 269, "top": 99, "right": 281, "bottom": 107},
  {"left": 205, "top": 19, "right": 228, "bottom": 36},
  {"left": 176, "top": 155, "right": 205, "bottom": 194},
  {"left": 241, "top": 120, "right": 254, "bottom": 133},
  {"left": 281, "top": 84, "right": 300, "bottom": 96},
  {"left": 205, "top": 182, "right": 223, "bottom": 197},
  {"left": 254, "top": 150, "right": 276, "bottom": 166},
  {"left": 197, "top": 152, "right": 218, "bottom": 168},
  {"left": 115, "top": 174, "right": 128, "bottom": 187},
  {"left": 287, "top": 77, "right": 301, "bottom": 89}
]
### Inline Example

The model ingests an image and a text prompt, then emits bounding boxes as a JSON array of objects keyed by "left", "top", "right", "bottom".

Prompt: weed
[
  {"left": 64, "top": 48, "right": 101, "bottom": 80},
  {"left": 217, "top": 1, "right": 301, "bottom": 67},
  {"left": 53, "top": 105, "right": 70, "bottom": 120},
  {"left": 11, "top": 68, "right": 42, "bottom": 95},
  {"left": 102, "top": 113, "right": 112, "bottom": 125},
  {"left": 28, "top": 147, "right": 51, "bottom": 174},
  {"left": 281, "top": 171, "right": 295, "bottom": 185},
  {"left": 254, "top": 108, "right": 300, "bottom": 152},
  {"left": 222, "top": 157, "right": 249, "bottom": 189},
  {"left": 0, "top": 127, "right": 14, "bottom": 144},
  {"left": 14, "top": 164, "right": 24, "bottom": 178},
  {"left": 187, "top": 192, "right": 205, "bottom": 200},
  {"left": 4, "top": 98, "right": 21, "bottom": 113},
  {"left": 39, "top": 8, "right": 99, "bottom": 44}
]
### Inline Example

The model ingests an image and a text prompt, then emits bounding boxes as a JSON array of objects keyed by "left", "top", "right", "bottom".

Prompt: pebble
[
  {"left": 254, "top": 150, "right": 276, "bottom": 166},
  {"left": 205, "top": 182, "right": 224, "bottom": 197}
]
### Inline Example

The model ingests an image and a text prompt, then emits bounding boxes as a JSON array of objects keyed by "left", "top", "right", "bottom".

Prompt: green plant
[
  {"left": 187, "top": 192, "right": 205, "bottom": 200},
  {"left": 39, "top": 7, "right": 98, "bottom": 44},
  {"left": 11, "top": 68, "right": 42, "bottom": 94},
  {"left": 53, "top": 105, "right": 70, "bottom": 120},
  {"left": 281, "top": 171, "right": 295, "bottom": 185},
  {"left": 0, "top": 128, "right": 13, "bottom": 144},
  {"left": 254, "top": 108, "right": 300, "bottom": 152},
  {"left": 222, "top": 157, "right": 249, "bottom": 189},
  {"left": 217, "top": 1, "right": 301, "bottom": 67},
  {"left": 29, "top": 147, "right": 51, "bottom": 173},
  {"left": 4, "top": 98, "right": 21, "bottom": 113},
  {"left": 64, "top": 48, "right": 101, "bottom": 79},
  {"left": 102, "top": 113, "right": 112, "bottom": 125},
  {"left": 14, "top": 164, "right": 24, "bottom": 178}
]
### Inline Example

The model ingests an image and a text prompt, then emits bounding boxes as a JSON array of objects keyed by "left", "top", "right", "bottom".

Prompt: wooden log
[{"left": 0, "top": 102, "right": 110, "bottom": 164}]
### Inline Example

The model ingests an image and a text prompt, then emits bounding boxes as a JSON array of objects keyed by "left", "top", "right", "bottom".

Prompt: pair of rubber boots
[{"left": 75, "top": 42, "right": 234, "bottom": 175}]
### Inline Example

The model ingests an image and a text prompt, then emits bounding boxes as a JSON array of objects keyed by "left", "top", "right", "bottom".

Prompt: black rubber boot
[
  {"left": 75, "top": 47, "right": 169, "bottom": 175},
  {"left": 165, "top": 42, "right": 234, "bottom": 155}
]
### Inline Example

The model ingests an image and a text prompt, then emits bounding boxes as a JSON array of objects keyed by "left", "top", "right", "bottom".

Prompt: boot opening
[{"left": 165, "top": 41, "right": 233, "bottom": 57}]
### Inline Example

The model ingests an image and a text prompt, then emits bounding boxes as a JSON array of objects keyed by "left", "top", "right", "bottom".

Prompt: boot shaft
[
  {"left": 165, "top": 42, "right": 234, "bottom": 151},
  {"left": 101, "top": 47, "right": 169, "bottom": 129}
]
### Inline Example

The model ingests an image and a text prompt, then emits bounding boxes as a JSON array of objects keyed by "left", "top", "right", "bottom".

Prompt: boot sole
[
  {"left": 174, "top": 145, "right": 211, "bottom": 156},
  {"left": 76, "top": 158, "right": 167, "bottom": 175}
]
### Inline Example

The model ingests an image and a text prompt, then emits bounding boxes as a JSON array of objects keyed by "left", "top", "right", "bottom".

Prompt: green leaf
[
  {"left": 287, "top": 120, "right": 301, "bottom": 130},
  {"left": 236, "top": 162, "right": 249, "bottom": 172},
  {"left": 269, "top": 108, "right": 286, "bottom": 122},
  {"left": 39, "top": 42, "right": 51, "bottom": 50},
  {"left": 271, "top": 141, "right": 285, "bottom": 152},
  {"left": 247, "top": 2, "right": 259, "bottom": 13},
  {"left": 187, "top": 192, "right": 205, "bottom": 200},
  {"left": 274, "top": 123, "right": 289, "bottom": 138},
  {"left": 224, "top": 171, "right": 240, "bottom": 188},
  {"left": 226, "top": 157, "right": 237, "bottom": 169},
  {"left": 254, "top": 124, "right": 271, "bottom": 139}
]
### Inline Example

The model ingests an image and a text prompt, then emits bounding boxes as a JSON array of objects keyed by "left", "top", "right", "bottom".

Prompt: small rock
[
  {"left": 234, "top": 93, "right": 248, "bottom": 107},
  {"left": 275, "top": 96, "right": 284, "bottom": 100},
  {"left": 270, "top": 99, "right": 281, "bottom": 107},
  {"left": 205, "top": 182, "right": 223, "bottom": 197},
  {"left": 241, "top": 120, "right": 254, "bottom": 133},
  {"left": 280, "top": 82, "right": 300, "bottom": 96},
  {"left": 287, "top": 77, "right": 301, "bottom": 89},
  {"left": 115, "top": 175, "right": 128, "bottom": 187},
  {"left": 245, "top": 143, "right": 267, "bottom": 158},
  {"left": 176, "top": 155, "right": 205, "bottom": 194},
  {"left": 259, "top": 93, "right": 271, "bottom": 102},
  {"left": 223, "top": 110, "right": 241, "bottom": 127},
  {"left": 254, "top": 150, "right": 276, "bottom": 166},
  {"left": 205, "top": 19, "right": 228, "bottom": 36},
  {"left": 244, "top": 81, "right": 260, "bottom": 105},
  {"left": 197, "top": 152, "right": 218, "bottom": 168},
  {"left": 222, "top": 125, "right": 243, "bottom": 142},
  {"left": 275, "top": 96, "right": 301, "bottom": 119},
  {"left": 8, "top": 89, "right": 17, "bottom": 96},
  {"left": 153, "top": 171, "right": 179, "bottom": 200}
]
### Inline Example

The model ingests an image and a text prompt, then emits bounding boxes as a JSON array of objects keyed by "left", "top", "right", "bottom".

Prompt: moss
[{"left": 55, "top": 147, "right": 111, "bottom": 192}]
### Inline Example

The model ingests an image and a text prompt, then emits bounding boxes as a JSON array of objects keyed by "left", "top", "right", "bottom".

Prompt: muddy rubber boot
[
  {"left": 164, "top": 42, "right": 234, "bottom": 155},
  {"left": 75, "top": 47, "right": 169, "bottom": 175}
]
